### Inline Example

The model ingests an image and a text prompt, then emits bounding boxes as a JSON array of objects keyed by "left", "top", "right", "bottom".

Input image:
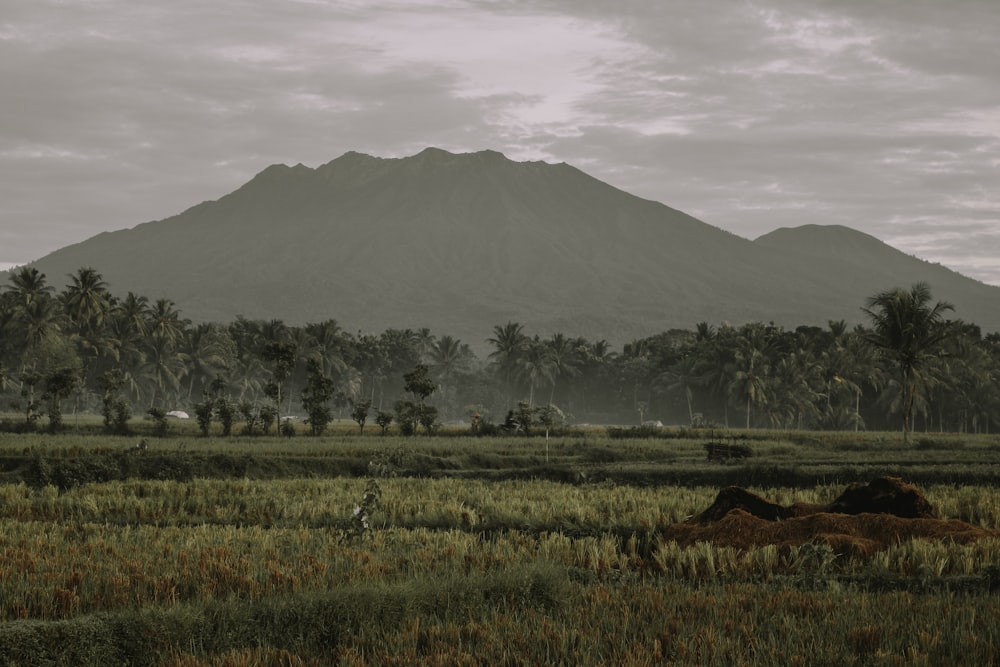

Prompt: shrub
[
  {"left": 375, "top": 410, "right": 393, "bottom": 436},
  {"left": 193, "top": 398, "right": 214, "bottom": 436},
  {"left": 147, "top": 407, "right": 169, "bottom": 437},
  {"left": 237, "top": 400, "right": 259, "bottom": 436},
  {"left": 351, "top": 398, "right": 372, "bottom": 434},
  {"left": 259, "top": 405, "right": 277, "bottom": 435},
  {"left": 215, "top": 398, "right": 235, "bottom": 436}
]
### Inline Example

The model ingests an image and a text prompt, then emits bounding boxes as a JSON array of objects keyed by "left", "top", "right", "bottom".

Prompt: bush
[
  {"left": 215, "top": 398, "right": 235, "bottom": 436},
  {"left": 193, "top": 398, "right": 214, "bottom": 436},
  {"left": 147, "top": 407, "right": 169, "bottom": 437},
  {"left": 259, "top": 405, "right": 277, "bottom": 435},
  {"left": 375, "top": 410, "right": 393, "bottom": 436}
]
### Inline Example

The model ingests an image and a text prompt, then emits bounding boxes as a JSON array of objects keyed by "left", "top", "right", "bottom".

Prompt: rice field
[{"left": 1, "top": 429, "right": 999, "bottom": 665}]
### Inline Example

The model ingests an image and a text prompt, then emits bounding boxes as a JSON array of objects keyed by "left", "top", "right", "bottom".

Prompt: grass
[{"left": 0, "top": 425, "right": 999, "bottom": 664}]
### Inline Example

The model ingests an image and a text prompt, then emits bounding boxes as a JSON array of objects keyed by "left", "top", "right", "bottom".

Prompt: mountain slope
[
  {"left": 24, "top": 149, "right": 1000, "bottom": 345},
  {"left": 753, "top": 225, "right": 1000, "bottom": 332}
]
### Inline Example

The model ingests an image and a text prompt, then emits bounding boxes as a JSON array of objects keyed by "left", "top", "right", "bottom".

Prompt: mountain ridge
[{"left": 19, "top": 148, "right": 1000, "bottom": 346}]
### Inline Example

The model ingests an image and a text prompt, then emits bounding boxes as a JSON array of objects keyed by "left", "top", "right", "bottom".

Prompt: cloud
[
  {"left": 1, "top": 0, "right": 998, "bottom": 286},
  {"left": 502, "top": 1, "right": 1000, "bottom": 283}
]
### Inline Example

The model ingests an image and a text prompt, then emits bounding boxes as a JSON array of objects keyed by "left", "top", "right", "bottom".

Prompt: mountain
[
  {"left": 753, "top": 225, "right": 1000, "bottom": 332},
  {"left": 21, "top": 148, "right": 1000, "bottom": 347}
]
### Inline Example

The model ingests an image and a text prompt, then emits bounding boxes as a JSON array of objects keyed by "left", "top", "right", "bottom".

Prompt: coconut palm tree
[
  {"left": 767, "top": 349, "right": 823, "bottom": 429},
  {"left": 180, "top": 323, "right": 235, "bottom": 402},
  {"left": 414, "top": 327, "right": 436, "bottom": 364},
  {"left": 115, "top": 292, "right": 151, "bottom": 339},
  {"left": 655, "top": 355, "right": 701, "bottom": 425},
  {"left": 727, "top": 323, "right": 782, "bottom": 429},
  {"left": 544, "top": 333, "right": 581, "bottom": 406},
  {"left": 62, "top": 267, "right": 111, "bottom": 332},
  {"left": 729, "top": 344, "right": 769, "bottom": 429},
  {"left": 429, "top": 334, "right": 472, "bottom": 383},
  {"left": 861, "top": 282, "right": 954, "bottom": 443},
  {"left": 6, "top": 267, "right": 53, "bottom": 307},
  {"left": 13, "top": 295, "right": 66, "bottom": 373},
  {"left": 147, "top": 298, "right": 189, "bottom": 346},
  {"left": 2, "top": 269, "right": 59, "bottom": 371},
  {"left": 693, "top": 325, "right": 739, "bottom": 427},
  {"left": 139, "top": 335, "right": 187, "bottom": 407},
  {"left": 822, "top": 326, "right": 882, "bottom": 431},
  {"left": 488, "top": 321, "right": 528, "bottom": 408},
  {"left": 347, "top": 333, "right": 386, "bottom": 405},
  {"left": 302, "top": 320, "right": 349, "bottom": 379},
  {"left": 574, "top": 338, "right": 615, "bottom": 420},
  {"left": 60, "top": 268, "right": 113, "bottom": 398},
  {"left": 928, "top": 323, "right": 992, "bottom": 432},
  {"left": 428, "top": 334, "right": 472, "bottom": 417},
  {"left": 516, "top": 337, "right": 557, "bottom": 407}
]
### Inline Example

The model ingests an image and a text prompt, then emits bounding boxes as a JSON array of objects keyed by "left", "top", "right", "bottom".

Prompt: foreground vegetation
[{"left": 1, "top": 427, "right": 999, "bottom": 665}]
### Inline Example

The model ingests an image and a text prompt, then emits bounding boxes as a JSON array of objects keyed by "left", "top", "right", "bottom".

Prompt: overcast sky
[{"left": 3, "top": 0, "right": 998, "bottom": 284}]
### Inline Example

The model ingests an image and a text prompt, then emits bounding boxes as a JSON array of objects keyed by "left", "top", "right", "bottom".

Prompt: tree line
[{"left": 1, "top": 266, "right": 997, "bottom": 440}]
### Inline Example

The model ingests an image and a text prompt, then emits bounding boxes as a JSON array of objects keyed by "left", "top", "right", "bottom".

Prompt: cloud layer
[{"left": 2, "top": 0, "right": 998, "bottom": 284}]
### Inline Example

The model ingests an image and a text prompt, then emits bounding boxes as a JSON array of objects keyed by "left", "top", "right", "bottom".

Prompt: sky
[{"left": 2, "top": 0, "right": 999, "bottom": 284}]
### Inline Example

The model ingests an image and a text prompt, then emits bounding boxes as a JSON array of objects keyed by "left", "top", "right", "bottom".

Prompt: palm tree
[
  {"left": 428, "top": 334, "right": 472, "bottom": 417},
  {"left": 621, "top": 338, "right": 656, "bottom": 419},
  {"left": 693, "top": 325, "right": 739, "bottom": 427},
  {"left": 927, "top": 324, "right": 989, "bottom": 432},
  {"left": 61, "top": 268, "right": 113, "bottom": 397},
  {"left": 13, "top": 296, "right": 66, "bottom": 372},
  {"left": 655, "top": 355, "right": 700, "bottom": 425},
  {"left": 822, "top": 327, "right": 882, "bottom": 431},
  {"left": 147, "top": 298, "right": 189, "bottom": 346},
  {"left": 516, "top": 338, "right": 557, "bottom": 406},
  {"left": 414, "top": 327, "right": 436, "bottom": 364},
  {"left": 429, "top": 335, "right": 471, "bottom": 382},
  {"left": 139, "top": 335, "right": 187, "bottom": 407},
  {"left": 179, "top": 323, "right": 235, "bottom": 402},
  {"left": 115, "top": 292, "right": 151, "bottom": 339},
  {"left": 233, "top": 353, "right": 269, "bottom": 402},
  {"left": 62, "top": 267, "right": 111, "bottom": 332},
  {"left": 104, "top": 304, "right": 146, "bottom": 398},
  {"left": 861, "top": 282, "right": 954, "bottom": 443},
  {"left": 2, "top": 268, "right": 59, "bottom": 372},
  {"left": 574, "top": 338, "right": 614, "bottom": 420},
  {"left": 730, "top": 345, "right": 769, "bottom": 429},
  {"left": 728, "top": 323, "right": 781, "bottom": 429},
  {"left": 7, "top": 267, "right": 53, "bottom": 307},
  {"left": 348, "top": 333, "right": 386, "bottom": 405},
  {"left": 768, "top": 349, "right": 823, "bottom": 429},
  {"left": 302, "top": 320, "right": 349, "bottom": 379},
  {"left": 488, "top": 321, "right": 528, "bottom": 408},
  {"left": 544, "top": 333, "right": 581, "bottom": 405},
  {"left": 694, "top": 321, "right": 716, "bottom": 342}
]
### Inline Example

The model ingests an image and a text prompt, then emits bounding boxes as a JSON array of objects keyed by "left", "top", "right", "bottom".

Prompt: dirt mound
[
  {"left": 828, "top": 476, "right": 934, "bottom": 518},
  {"left": 672, "top": 477, "right": 996, "bottom": 555},
  {"left": 690, "top": 486, "right": 825, "bottom": 523},
  {"left": 690, "top": 476, "right": 933, "bottom": 524},
  {"left": 663, "top": 510, "right": 993, "bottom": 556}
]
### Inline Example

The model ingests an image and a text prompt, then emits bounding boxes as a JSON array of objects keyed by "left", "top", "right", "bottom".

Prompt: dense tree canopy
[{"left": 1, "top": 268, "right": 998, "bottom": 435}]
